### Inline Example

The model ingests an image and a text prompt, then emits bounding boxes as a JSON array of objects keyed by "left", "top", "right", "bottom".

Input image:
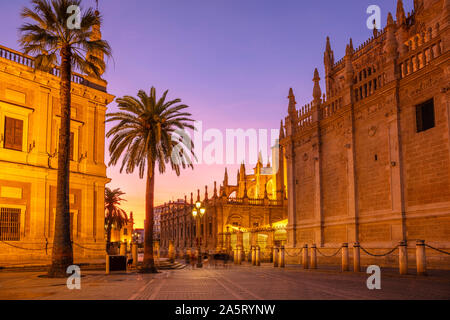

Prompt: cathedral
[
  {"left": 160, "top": 0, "right": 450, "bottom": 268},
  {"left": 280, "top": 0, "right": 449, "bottom": 268}
]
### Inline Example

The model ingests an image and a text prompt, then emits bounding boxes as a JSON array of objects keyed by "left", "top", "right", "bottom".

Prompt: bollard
[
  {"left": 353, "top": 242, "right": 360, "bottom": 272},
  {"left": 416, "top": 240, "right": 427, "bottom": 276},
  {"left": 341, "top": 243, "right": 349, "bottom": 271},
  {"left": 310, "top": 244, "right": 317, "bottom": 269},
  {"left": 237, "top": 246, "right": 242, "bottom": 265},
  {"left": 279, "top": 246, "right": 285, "bottom": 268},
  {"left": 119, "top": 241, "right": 127, "bottom": 256},
  {"left": 105, "top": 254, "right": 110, "bottom": 274},
  {"left": 302, "top": 244, "right": 309, "bottom": 269},
  {"left": 252, "top": 246, "right": 256, "bottom": 266},
  {"left": 256, "top": 246, "right": 261, "bottom": 266},
  {"left": 132, "top": 242, "right": 138, "bottom": 267},
  {"left": 399, "top": 240, "right": 408, "bottom": 275},
  {"left": 273, "top": 247, "right": 279, "bottom": 267}
]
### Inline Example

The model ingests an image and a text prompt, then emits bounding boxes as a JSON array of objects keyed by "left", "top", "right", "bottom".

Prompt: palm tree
[
  {"left": 19, "top": 0, "right": 112, "bottom": 277},
  {"left": 104, "top": 187, "right": 128, "bottom": 253},
  {"left": 106, "top": 87, "right": 195, "bottom": 273}
]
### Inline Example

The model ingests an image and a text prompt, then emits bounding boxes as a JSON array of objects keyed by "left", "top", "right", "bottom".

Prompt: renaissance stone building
[
  {"left": 0, "top": 15, "right": 114, "bottom": 265},
  {"left": 280, "top": 0, "right": 450, "bottom": 267},
  {"left": 160, "top": 152, "right": 288, "bottom": 260}
]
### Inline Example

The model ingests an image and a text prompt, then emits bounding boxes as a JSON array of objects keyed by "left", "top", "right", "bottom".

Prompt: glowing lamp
[{"left": 192, "top": 209, "right": 198, "bottom": 217}]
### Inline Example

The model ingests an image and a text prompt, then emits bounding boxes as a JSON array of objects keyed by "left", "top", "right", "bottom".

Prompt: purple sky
[{"left": 0, "top": 0, "right": 413, "bottom": 227}]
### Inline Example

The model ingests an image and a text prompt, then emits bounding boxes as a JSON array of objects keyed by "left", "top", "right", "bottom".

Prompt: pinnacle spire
[
  {"left": 257, "top": 151, "right": 263, "bottom": 166},
  {"left": 279, "top": 120, "right": 285, "bottom": 139},
  {"left": 396, "top": 0, "right": 406, "bottom": 25},
  {"left": 288, "top": 88, "right": 297, "bottom": 114},
  {"left": 324, "top": 36, "right": 334, "bottom": 69},
  {"left": 387, "top": 12, "right": 394, "bottom": 27},
  {"left": 313, "top": 68, "right": 322, "bottom": 101},
  {"left": 223, "top": 167, "right": 228, "bottom": 186},
  {"left": 325, "top": 36, "right": 331, "bottom": 52}
]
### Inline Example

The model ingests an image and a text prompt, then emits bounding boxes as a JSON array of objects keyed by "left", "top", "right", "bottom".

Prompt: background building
[
  {"left": 160, "top": 148, "right": 288, "bottom": 261},
  {"left": 0, "top": 19, "right": 114, "bottom": 265},
  {"left": 281, "top": 0, "right": 449, "bottom": 268},
  {"left": 110, "top": 212, "right": 134, "bottom": 245}
]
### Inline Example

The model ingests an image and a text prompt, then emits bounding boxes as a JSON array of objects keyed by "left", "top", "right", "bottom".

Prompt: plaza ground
[{"left": 0, "top": 261, "right": 449, "bottom": 300}]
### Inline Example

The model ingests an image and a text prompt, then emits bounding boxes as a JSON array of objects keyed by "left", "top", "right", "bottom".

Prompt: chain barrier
[
  {"left": 1, "top": 241, "right": 105, "bottom": 252},
  {"left": 316, "top": 247, "right": 341, "bottom": 257},
  {"left": 360, "top": 245, "right": 398, "bottom": 257},
  {"left": 425, "top": 244, "right": 450, "bottom": 255},
  {"left": 0, "top": 240, "right": 49, "bottom": 251},
  {"left": 285, "top": 248, "right": 303, "bottom": 257}
]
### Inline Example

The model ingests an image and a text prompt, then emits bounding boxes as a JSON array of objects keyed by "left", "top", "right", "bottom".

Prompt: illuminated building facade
[
  {"left": 0, "top": 18, "right": 114, "bottom": 264},
  {"left": 160, "top": 146, "right": 288, "bottom": 260},
  {"left": 281, "top": 0, "right": 449, "bottom": 268}
]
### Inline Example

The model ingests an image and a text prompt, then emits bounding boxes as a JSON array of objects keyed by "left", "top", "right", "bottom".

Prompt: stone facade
[
  {"left": 281, "top": 0, "right": 450, "bottom": 268},
  {"left": 160, "top": 156, "right": 288, "bottom": 261},
  {"left": 0, "top": 29, "right": 114, "bottom": 264}
]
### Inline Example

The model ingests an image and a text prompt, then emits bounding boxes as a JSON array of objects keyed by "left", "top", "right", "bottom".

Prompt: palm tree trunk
[
  {"left": 141, "top": 160, "right": 158, "bottom": 273},
  {"left": 48, "top": 45, "right": 74, "bottom": 277},
  {"left": 106, "top": 221, "right": 112, "bottom": 253}
]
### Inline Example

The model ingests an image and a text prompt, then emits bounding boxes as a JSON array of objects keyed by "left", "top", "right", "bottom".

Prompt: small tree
[{"left": 104, "top": 187, "right": 128, "bottom": 253}]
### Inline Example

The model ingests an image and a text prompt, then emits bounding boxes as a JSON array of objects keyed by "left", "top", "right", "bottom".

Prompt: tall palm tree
[
  {"left": 107, "top": 87, "right": 195, "bottom": 273},
  {"left": 104, "top": 187, "right": 128, "bottom": 253},
  {"left": 19, "top": 0, "right": 112, "bottom": 277}
]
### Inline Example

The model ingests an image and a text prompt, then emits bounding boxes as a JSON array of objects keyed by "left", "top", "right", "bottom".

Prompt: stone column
[
  {"left": 302, "top": 244, "right": 309, "bottom": 269},
  {"left": 237, "top": 246, "right": 242, "bottom": 265},
  {"left": 310, "top": 244, "right": 317, "bottom": 269},
  {"left": 341, "top": 243, "right": 349, "bottom": 271},
  {"left": 416, "top": 240, "right": 427, "bottom": 276},
  {"left": 234, "top": 248, "right": 238, "bottom": 264},
  {"left": 132, "top": 242, "right": 138, "bottom": 266},
  {"left": 353, "top": 242, "right": 360, "bottom": 272},
  {"left": 273, "top": 247, "right": 279, "bottom": 267},
  {"left": 399, "top": 240, "right": 408, "bottom": 275},
  {"left": 279, "top": 245, "right": 285, "bottom": 268}
]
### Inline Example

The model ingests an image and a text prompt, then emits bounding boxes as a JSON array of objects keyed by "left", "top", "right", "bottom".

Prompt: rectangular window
[
  {"left": 0, "top": 207, "right": 21, "bottom": 241},
  {"left": 4, "top": 117, "right": 23, "bottom": 151},
  {"left": 123, "top": 228, "right": 128, "bottom": 235},
  {"left": 416, "top": 99, "right": 435, "bottom": 132}
]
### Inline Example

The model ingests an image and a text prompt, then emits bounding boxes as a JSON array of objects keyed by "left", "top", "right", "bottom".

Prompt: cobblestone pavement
[{"left": 0, "top": 263, "right": 449, "bottom": 300}]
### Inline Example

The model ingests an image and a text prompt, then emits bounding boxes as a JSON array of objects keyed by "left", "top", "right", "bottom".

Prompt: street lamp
[{"left": 192, "top": 192, "right": 206, "bottom": 268}]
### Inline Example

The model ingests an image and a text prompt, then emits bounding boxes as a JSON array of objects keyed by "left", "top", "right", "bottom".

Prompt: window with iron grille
[{"left": 0, "top": 207, "right": 21, "bottom": 241}]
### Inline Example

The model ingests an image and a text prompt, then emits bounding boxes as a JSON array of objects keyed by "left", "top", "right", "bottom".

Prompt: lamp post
[{"left": 192, "top": 193, "right": 206, "bottom": 268}]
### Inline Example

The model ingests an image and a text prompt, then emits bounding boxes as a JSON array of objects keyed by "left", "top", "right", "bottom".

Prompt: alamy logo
[
  {"left": 66, "top": 265, "right": 81, "bottom": 290},
  {"left": 67, "top": 5, "right": 81, "bottom": 30},
  {"left": 366, "top": 5, "right": 381, "bottom": 31},
  {"left": 366, "top": 265, "right": 381, "bottom": 290}
]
